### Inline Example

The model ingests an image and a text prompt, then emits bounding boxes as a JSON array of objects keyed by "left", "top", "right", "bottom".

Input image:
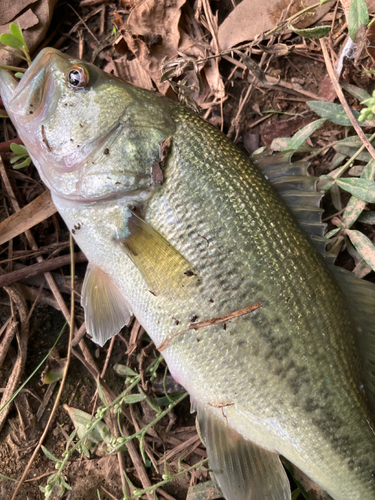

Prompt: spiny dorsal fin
[
  {"left": 82, "top": 264, "right": 133, "bottom": 346},
  {"left": 195, "top": 403, "right": 291, "bottom": 500},
  {"left": 116, "top": 211, "right": 199, "bottom": 297},
  {"left": 253, "top": 151, "right": 334, "bottom": 264}
]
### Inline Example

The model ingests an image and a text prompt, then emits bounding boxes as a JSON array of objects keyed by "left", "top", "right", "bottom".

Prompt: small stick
[
  {"left": 320, "top": 38, "right": 375, "bottom": 161},
  {"left": 158, "top": 302, "right": 262, "bottom": 351},
  {"left": 0, "top": 252, "right": 87, "bottom": 288}
]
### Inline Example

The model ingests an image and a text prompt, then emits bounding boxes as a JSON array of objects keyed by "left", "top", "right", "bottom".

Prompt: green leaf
[
  {"left": 0, "top": 33, "right": 24, "bottom": 50},
  {"left": 9, "top": 23, "right": 25, "bottom": 44},
  {"left": 286, "top": 118, "right": 326, "bottom": 150},
  {"left": 325, "top": 227, "right": 341, "bottom": 239},
  {"left": 341, "top": 82, "right": 372, "bottom": 104},
  {"left": 333, "top": 135, "right": 374, "bottom": 150},
  {"left": 41, "top": 445, "right": 60, "bottom": 462},
  {"left": 113, "top": 364, "right": 137, "bottom": 377},
  {"left": 336, "top": 178, "right": 375, "bottom": 203},
  {"left": 81, "top": 443, "right": 91, "bottom": 458},
  {"left": 342, "top": 197, "right": 366, "bottom": 228},
  {"left": 97, "top": 377, "right": 106, "bottom": 405},
  {"left": 123, "top": 393, "right": 146, "bottom": 404},
  {"left": 270, "top": 137, "right": 290, "bottom": 151},
  {"left": 307, "top": 101, "right": 361, "bottom": 126},
  {"left": 333, "top": 146, "right": 370, "bottom": 163},
  {"left": 288, "top": 23, "right": 331, "bottom": 39},
  {"left": 358, "top": 211, "right": 375, "bottom": 224},
  {"left": 10, "top": 143, "right": 28, "bottom": 154},
  {"left": 348, "top": 0, "right": 369, "bottom": 41},
  {"left": 362, "top": 158, "right": 375, "bottom": 180},
  {"left": 346, "top": 229, "right": 375, "bottom": 271},
  {"left": 12, "top": 157, "right": 31, "bottom": 169},
  {"left": 330, "top": 182, "right": 342, "bottom": 211}
]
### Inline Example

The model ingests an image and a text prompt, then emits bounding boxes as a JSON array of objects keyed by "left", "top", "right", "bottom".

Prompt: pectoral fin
[
  {"left": 116, "top": 211, "right": 198, "bottom": 297},
  {"left": 196, "top": 404, "right": 291, "bottom": 500},
  {"left": 82, "top": 264, "right": 133, "bottom": 346}
]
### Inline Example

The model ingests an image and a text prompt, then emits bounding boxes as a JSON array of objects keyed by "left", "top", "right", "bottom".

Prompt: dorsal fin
[
  {"left": 194, "top": 402, "right": 291, "bottom": 500},
  {"left": 252, "top": 151, "right": 334, "bottom": 264}
]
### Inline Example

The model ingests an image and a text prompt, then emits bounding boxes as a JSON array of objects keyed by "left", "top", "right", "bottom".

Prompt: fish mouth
[{"left": 7, "top": 48, "right": 66, "bottom": 121}]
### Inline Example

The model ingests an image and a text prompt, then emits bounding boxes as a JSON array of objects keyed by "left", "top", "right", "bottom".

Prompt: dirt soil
[{"left": 1, "top": 0, "right": 375, "bottom": 499}]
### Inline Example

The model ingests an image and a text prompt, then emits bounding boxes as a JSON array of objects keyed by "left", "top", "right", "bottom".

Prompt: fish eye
[{"left": 67, "top": 65, "right": 89, "bottom": 89}]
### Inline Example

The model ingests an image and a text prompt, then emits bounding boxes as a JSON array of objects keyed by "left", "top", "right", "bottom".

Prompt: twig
[
  {"left": 0, "top": 252, "right": 87, "bottom": 288},
  {"left": 0, "top": 138, "right": 23, "bottom": 152},
  {"left": 158, "top": 302, "right": 262, "bottom": 351},
  {"left": 320, "top": 38, "right": 375, "bottom": 161}
]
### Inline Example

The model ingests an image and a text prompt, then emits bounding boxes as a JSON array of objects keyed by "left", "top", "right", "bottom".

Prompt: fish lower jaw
[{"left": 50, "top": 187, "right": 153, "bottom": 207}]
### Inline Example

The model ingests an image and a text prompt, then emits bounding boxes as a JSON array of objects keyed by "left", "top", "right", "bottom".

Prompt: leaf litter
[{"left": 2, "top": 0, "right": 375, "bottom": 499}]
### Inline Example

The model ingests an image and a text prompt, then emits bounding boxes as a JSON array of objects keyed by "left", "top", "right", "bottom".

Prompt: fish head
[{"left": 0, "top": 47, "right": 175, "bottom": 202}]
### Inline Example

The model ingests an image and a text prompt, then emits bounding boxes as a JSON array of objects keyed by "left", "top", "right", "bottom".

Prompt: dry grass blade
[{"left": 0, "top": 190, "right": 57, "bottom": 246}]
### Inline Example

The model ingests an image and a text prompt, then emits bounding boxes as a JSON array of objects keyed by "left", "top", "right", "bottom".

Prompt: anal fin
[
  {"left": 196, "top": 404, "right": 291, "bottom": 500},
  {"left": 82, "top": 264, "right": 133, "bottom": 347}
]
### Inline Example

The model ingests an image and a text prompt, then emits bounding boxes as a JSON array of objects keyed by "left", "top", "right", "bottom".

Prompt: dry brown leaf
[
  {"left": 0, "top": 0, "right": 57, "bottom": 67},
  {"left": 0, "top": 190, "right": 56, "bottom": 246},
  {"left": 104, "top": 55, "right": 154, "bottom": 90},
  {"left": 178, "top": 30, "right": 207, "bottom": 60},
  {"left": 0, "top": 9, "right": 39, "bottom": 37},
  {"left": 0, "top": 0, "right": 38, "bottom": 25},
  {"left": 318, "top": 74, "right": 337, "bottom": 102},
  {"left": 121, "top": 0, "right": 187, "bottom": 93},
  {"left": 218, "top": 0, "right": 335, "bottom": 50}
]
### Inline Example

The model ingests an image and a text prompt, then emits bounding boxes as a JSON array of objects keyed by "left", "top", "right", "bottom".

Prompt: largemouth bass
[{"left": 1, "top": 47, "right": 375, "bottom": 500}]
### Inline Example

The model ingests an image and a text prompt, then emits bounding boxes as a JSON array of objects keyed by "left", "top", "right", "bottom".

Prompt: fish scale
[{"left": 1, "top": 47, "right": 375, "bottom": 500}]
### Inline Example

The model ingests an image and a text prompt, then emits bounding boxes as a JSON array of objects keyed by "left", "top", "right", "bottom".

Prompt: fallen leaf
[
  {"left": 0, "top": 9, "right": 39, "bottom": 37},
  {"left": 318, "top": 74, "right": 337, "bottom": 102},
  {"left": 218, "top": 0, "right": 335, "bottom": 50},
  {"left": 104, "top": 55, "right": 154, "bottom": 90},
  {"left": 0, "top": 0, "right": 37, "bottom": 25},
  {"left": 120, "top": 0, "right": 187, "bottom": 93}
]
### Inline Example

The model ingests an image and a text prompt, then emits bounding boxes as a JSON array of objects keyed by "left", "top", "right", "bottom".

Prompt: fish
[{"left": 1, "top": 47, "right": 375, "bottom": 500}]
